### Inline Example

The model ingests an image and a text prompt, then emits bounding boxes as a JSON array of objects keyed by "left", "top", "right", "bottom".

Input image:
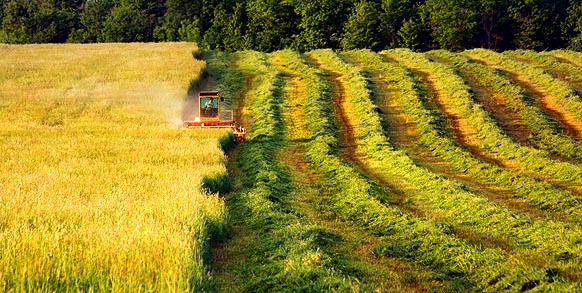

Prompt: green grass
[
  {"left": 208, "top": 49, "right": 355, "bottom": 292},
  {"left": 415, "top": 50, "right": 582, "bottom": 197},
  {"left": 549, "top": 50, "right": 582, "bottom": 69},
  {"left": 297, "top": 48, "right": 544, "bottom": 291},
  {"left": 0, "top": 43, "right": 230, "bottom": 291},
  {"left": 428, "top": 49, "right": 582, "bottom": 160},
  {"left": 342, "top": 49, "right": 582, "bottom": 285},
  {"left": 309, "top": 48, "right": 582, "bottom": 291},
  {"left": 510, "top": 49, "right": 582, "bottom": 84},
  {"left": 464, "top": 48, "right": 582, "bottom": 129},
  {"left": 383, "top": 48, "right": 582, "bottom": 222}
]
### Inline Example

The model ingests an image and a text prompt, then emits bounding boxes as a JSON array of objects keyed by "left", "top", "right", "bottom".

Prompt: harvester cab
[{"left": 183, "top": 91, "right": 246, "bottom": 142}]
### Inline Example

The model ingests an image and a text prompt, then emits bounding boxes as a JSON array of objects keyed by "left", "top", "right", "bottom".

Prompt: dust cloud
[
  {"left": 182, "top": 77, "right": 212, "bottom": 122},
  {"left": 182, "top": 90, "right": 199, "bottom": 121}
]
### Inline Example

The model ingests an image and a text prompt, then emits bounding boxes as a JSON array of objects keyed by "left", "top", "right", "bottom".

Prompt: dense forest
[{"left": 2, "top": 0, "right": 582, "bottom": 52}]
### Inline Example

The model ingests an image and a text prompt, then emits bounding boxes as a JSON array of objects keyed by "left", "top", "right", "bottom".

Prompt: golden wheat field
[{"left": 0, "top": 43, "right": 229, "bottom": 291}]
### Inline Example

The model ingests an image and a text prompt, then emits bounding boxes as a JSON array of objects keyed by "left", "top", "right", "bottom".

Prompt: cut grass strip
[
  {"left": 464, "top": 49, "right": 582, "bottom": 138},
  {"left": 384, "top": 48, "right": 582, "bottom": 222},
  {"left": 428, "top": 49, "right": 582, "bottom": 161},
  {"left": 270, "top": 50, "right": 438, "bottom": 291},
  {"left": 546, "top": 50, "right": 582, "bottom": 75},
  {"left": 510, "top": 50, "right": 582, "bottom": 85},
  {"left": 345, "top": 48, "right": 582, "bottom": 248},
  {"left": 321, "top": 48, "right": 582, "bottom": 286},
  {"left": 420, "top": 50, "right": 582, "bottom": 192},
  {"left": 207, "top": 50, "right": 355, "bottom": 292},
  {"left": 293, "top": 48, "right": 569, "bottom": 291}
]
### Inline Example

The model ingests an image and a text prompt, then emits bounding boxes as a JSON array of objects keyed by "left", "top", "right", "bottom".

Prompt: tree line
[{"left": 2, "top": 0, "right": 582, "bottom": 52}]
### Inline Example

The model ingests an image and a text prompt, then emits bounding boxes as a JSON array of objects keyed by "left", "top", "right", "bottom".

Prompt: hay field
[{"left": 0, "top": 43, "right": 229, "bottom": 291}]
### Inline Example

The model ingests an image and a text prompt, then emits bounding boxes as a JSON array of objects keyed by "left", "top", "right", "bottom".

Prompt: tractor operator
[{"left": 203, "top": 97, "right": 215, "bottom": 115}]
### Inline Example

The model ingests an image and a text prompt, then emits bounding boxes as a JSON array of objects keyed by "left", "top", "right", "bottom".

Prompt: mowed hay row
[
  {"left": 548, "top": 50, "right": 582, "bottom": 73},
  {"left": 463, "top": 49, "right": 582, "bottom": 140},
  {"left": 0, "top": 43, "right": 230, "bottom": 291},
  {"left": 428, "top": 50, "right": 582, "bottom": 161},
  {"left": 408, "top": 50, "right": 582, "bottom": 196},
  {"left": 208, "top": 49, "right": 355, "bottom": 292},
  {"left": 299, "top": 48, "right": 575, "bottom": 291},
  {"left": 382, "top": 49, "right": 582, "bottom": 223},
  {"left": 312, "top": 49, "right": 582, "bottom": 288},
  {"left": 343, "top": 49, "right": 582, "bottom": 263},
  {"left": 509, "top": 50, "right": 582, "bottom": 86}
]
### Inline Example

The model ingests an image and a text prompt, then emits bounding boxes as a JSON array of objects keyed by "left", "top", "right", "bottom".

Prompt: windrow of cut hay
[
  {"left": 209, "top": 49, "right": 354, "bottom": 291},
  {"left": 309, "top": 48, "right": 582, "bottom": 291},
  {"left": 277, "top": 47, "right": 535, "bottom": 290},
  {"left": 350, "top": 48, "right": 582, "bottom": 286},
  {"left": 428, "top": 50, "right": 582, "bottom": 160},
  {"left": 464, "top": 49, "right": 582, "bottom": 138},
  {"left": 399, "top": 50, "right": 582, "bottom": 201},
  {"left": 0, "top": 43, "right": 229, "bottom": 292},
  {"left": 382, "top": 49, "right": 582, "bottom": 223}
]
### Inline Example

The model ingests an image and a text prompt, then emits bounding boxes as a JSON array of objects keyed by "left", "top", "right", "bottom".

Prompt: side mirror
[{"left": 220, "top": 97, "right": 224, "bottom": 102}]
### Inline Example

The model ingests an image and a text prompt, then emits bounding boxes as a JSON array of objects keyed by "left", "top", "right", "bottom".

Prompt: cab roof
[{"left": 199, "top": 91, "right": 220, "bottom": 97}]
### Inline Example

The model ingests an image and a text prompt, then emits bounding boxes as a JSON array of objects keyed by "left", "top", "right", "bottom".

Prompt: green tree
[
  {"left": 508, "top": 0, "right": 568, "bottom": 50},
  {"left": 0, "top": 0, "right": 28, "bottom": 42},
  {"left": 153, "top": 0, "right": 198, "bottom": 41},
  {"left": 476, "top": 0, "right": 512, "bottom": 50},
  {"left": 221, "top": 2, "right": 247, "bottom": 51},
  {"left": 341, "top": 1, "right": 382, "bottom": 50},
  {"left": 243, "top": 0, "right": 297, "bottom": 52},
  {"left": 1, "top": 0, "right": 80, "bottom": 43},
  {"left": 561, "top": 0, "right": 582, "bottom": 51},
  {"left": 397, "top": 16, "right": 430, "bottom": 51},
  {"left": 199, "top": 0, "right": 223, "bottom": 35},
  {"left": 0, "top": 0, "right": 5, "bottom": 20},
  {"left": 68, "top": 0, "right": 114, "bottom": 42},
  {"left": 420, "top": 0, "right": 478, "bottom": 51},
  {"left": 290, "top": 0, "right": 350, "bottom": 52},
  {"left": 126, "top": 0, "right": 165, "bottom": 40},
  {"left": 177, "top": 18, "right": 201, "bottom": 42},
  {"left": 379, "top": 0, "right": 419, "bottom": 48},
  {"left": 200, "top": 3, "right": 228, "bottom": 50},
  {"left": 102, "top": 3, "right": 149, "bottom": 42}
]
